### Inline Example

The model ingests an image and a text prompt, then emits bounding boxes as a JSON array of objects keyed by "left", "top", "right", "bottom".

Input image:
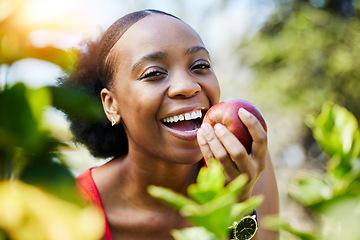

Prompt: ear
[{"left": 100, "top": 88, "right": 120, "bottom": 125}]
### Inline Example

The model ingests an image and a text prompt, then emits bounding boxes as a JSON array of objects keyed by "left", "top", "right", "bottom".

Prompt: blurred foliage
[
  {"left": 242, "top": 3, "right": 360, "bottom": 236},
  {"left": 0, "top": 0, "right": 79, "bottom": 68},
  {"left": 0, "top": 64, "right": 104, "bottom": 239},
  {"left": 0, "top": 83, "right": 74, "bottom": 196},
  {"left": 148, "top": 158, "right": 263, "bottom": 240},
  {"left": 0, "top": 0, "right": 104, "bottom": 239},
  {"left": 265, "top": 103, "right": 360, "bottom": 239},
  {"left": 0, "top": 180, "right": 103, "bottom": 240},
  {"left": 243, "top": 0, "right": 360, "bottom": 118}
]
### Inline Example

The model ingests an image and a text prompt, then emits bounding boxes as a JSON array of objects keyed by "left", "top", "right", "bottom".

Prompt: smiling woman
[{"left": 57, "top": 9, "right": 279, "bottom": 240}]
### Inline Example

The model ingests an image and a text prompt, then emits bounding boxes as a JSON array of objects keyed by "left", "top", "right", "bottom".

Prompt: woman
[{"left": 60, "top": 9, "right": 279, "bottom": 240}]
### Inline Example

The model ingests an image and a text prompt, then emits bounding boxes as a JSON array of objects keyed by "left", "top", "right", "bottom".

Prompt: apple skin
[{"left": 203, "top": 99, "right": 267, "bottom": 154}]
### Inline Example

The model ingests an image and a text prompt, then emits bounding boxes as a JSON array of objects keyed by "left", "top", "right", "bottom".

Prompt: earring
[{"left": 111, "top": 117, "right": 117, "bottom": 126}]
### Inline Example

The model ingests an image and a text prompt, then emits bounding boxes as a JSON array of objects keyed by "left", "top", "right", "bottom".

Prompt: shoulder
[
  {"left": 76, "top": 167, "right": 102, "bottom": 206},
  {"left": 76, "top": 168, "right": 113, "bottom": 240}
]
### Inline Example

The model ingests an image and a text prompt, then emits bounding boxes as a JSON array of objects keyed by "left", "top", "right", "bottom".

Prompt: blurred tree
[
  {"left": 242, "top": 0, "right": 360, "bottom": 121},
  {"left": 306, "top": 0, "right": 356, "bottom": 17}
]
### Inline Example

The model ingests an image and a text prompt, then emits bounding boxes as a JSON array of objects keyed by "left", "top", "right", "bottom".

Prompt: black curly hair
[{"left": 57, "top": 9, "right": 180, "bottom": 159}]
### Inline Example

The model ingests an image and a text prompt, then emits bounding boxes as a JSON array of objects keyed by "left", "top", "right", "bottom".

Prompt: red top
[{"left": 76, "top": 168, "right": 112, "bottom": 240}]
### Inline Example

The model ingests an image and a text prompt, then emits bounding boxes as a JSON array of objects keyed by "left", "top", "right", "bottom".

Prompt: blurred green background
[{"left": 1, "top": 0, "right": 360, "bottom": 239}]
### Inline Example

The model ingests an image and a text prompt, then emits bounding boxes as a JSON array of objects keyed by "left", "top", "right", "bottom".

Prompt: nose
[{"left": 167, "top": 72, "right": 201, "bottom": 99}]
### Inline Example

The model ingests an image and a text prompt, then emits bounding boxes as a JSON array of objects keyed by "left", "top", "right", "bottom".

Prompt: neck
[
  {"left": 124, "top": 152, "right": 200, "bottom": 194},
  {"left": 95, "top": 152, "right": 201, "bottom": 211}
]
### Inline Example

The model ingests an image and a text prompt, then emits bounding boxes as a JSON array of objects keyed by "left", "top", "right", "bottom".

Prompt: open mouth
[{"left": 161, "top": 109, "right": 204, "bottom": 132}]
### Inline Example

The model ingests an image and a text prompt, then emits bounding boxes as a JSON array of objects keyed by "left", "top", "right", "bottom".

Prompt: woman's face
[{"left": 105, "top": 14, "right": 220, "bottom": 164}]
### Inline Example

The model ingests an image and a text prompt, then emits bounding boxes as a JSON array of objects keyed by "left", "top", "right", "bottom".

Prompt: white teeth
[{"left": 162, "top": 110, "right": 202, "bottom": 123}]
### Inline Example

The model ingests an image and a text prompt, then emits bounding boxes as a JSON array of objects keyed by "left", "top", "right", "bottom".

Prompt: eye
[
  {"left": 139, "top": 68, "right": 167, "bottom": 80},
  {"left": 191, "top": 61, "right": 211, "bottom": 72}
]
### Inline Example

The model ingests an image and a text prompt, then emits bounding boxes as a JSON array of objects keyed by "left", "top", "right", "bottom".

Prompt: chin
[
  {"left": 160, "top": 146, "right": 200, "bottom": 164},
  {"left": 173, "top": 151, "right": 203, "bottom": 165}
]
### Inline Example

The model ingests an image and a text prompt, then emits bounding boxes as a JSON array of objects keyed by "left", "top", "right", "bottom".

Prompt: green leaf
[
  {"left": 26, "top": 87, "right": 52, "bottom": 127},
  {"left": 149, "top": 158, "right": 263, "bottom": 239},
  {"left": 263, "top": 215, "right": 318, "bottom": 240},
  {"left": 180, "top": 190, "right": 262, "bottom": 239},
  {"left": 308, "top": 102, "right": 360, "bottom": 179},
  {"left": 50, "top": 86, "right": 105, "bottom": 123},
  {"left": 221, "top": 173, "right": 248, "bottom": 197},
  {"left": 0, "top": 83, "right": 38, "bottom": 150},
  {"left": 19, "top": 157, "right": 81, "bottom": 204},
  {"left": 147, "top": 185, "right": 198, "bottom": 211},
  {"left": 187, "top": 158, "right": 226, "bottom": 204},
  {"left": 181, "top": 194, "right": 235, "bottom": 239},
  {"left": 149, "top": 184, "right": 236, "bottom": 239},
  {"left": 288, "top": 171, "right": 333, "bottom": 207},
  {"left": 229, "top": 195, "right": 264, "bottom": 221},
  {"left": 315, "top": 195, "right": 360, "bottom": 240}
]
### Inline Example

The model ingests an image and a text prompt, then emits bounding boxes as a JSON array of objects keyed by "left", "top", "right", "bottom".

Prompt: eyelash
[
  {"left": 140, "top": 69, "right": 166, "bottom": 80},
  {"left": 192, "top": 62, "right": 211, "bottom": 71},
  {"left": 139, "top": 61, "right": 211, "bottom": 80}
]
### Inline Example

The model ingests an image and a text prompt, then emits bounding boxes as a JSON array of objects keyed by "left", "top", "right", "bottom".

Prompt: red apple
[{"left": 203, "top": 99, "right": 267, "bottom": 154}]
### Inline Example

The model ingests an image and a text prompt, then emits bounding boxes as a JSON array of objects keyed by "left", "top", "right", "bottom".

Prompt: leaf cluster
[
  {"left": 148, "top": 159, "right": 263, "bottom": 240},
  {"left": 269, "top": 103, "right": 360, "bottom": 240}
]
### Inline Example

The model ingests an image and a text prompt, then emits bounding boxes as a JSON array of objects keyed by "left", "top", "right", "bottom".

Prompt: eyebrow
[
  {"left": 132, "top": 46, "right": 209, "bottom": 72},
  {"left": 132, "top": 51, "right": 168, "bottom": 71},
  {"left": 184, "top": 46, "right": 209, "bottom": 55}
]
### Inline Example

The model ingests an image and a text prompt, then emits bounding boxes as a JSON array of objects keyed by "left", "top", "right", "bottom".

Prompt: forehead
[{"left": 111, "top": 14, "right": 205, "bottom": 59}]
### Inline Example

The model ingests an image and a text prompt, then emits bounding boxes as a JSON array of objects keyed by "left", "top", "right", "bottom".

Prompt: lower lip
[{"left": 161, "top": 123, "right": 199, "bottom": 141}]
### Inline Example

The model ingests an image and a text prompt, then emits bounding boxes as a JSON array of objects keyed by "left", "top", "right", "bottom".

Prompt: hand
[{"left": 197, "top": 108, "right": 268, "bottom": 200}]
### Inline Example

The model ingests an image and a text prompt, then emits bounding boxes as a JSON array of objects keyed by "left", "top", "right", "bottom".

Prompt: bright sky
[{"left": 3, "top": 0, "right": 276, "bottom": 88}]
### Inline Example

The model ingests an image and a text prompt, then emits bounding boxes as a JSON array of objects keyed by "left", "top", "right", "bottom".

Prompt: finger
[
  {"left": 238, "top": 108, "right": 268, "bottom": 169},
  {"left": 238, "top": 108, "right": 268, "bottom": 153},
  {"left": 197, "top": 129, "right": 214, "bottom": 161},
  {"left": 198, "top": 123, "right": 228, "bottom": 160},
  {"left": 214, "top": 122, "right": 263, "bottom": 189},
  {"left": 200, "top": 123, "right": 239, "bottom": 179},
  {"left": 213, "top": 123, "right": 251, "bottom": 172},
  {"left": 238, "top": 108, "right": 267, "bottom": 140}
]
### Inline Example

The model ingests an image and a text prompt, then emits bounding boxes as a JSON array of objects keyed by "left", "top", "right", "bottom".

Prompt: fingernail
[
  {"left": 214, "top": 123, "right": 225, "bottom": 131},
  {"left": 201, "top": 123, "right": 211, "bottom": 134},
  {"left": 197, "top": 130, "right": 206, "bottom": 144},
  {"left": 239, "top": 108, "right": 251, "bottom": 118}
]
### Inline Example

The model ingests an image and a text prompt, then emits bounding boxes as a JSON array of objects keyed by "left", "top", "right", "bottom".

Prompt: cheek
[
  {"left": 205, "top": 76, "right": 221, "bottom": 106},
  {"left": 117, "top": 82, "right": 164, "bottom": 123}
]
